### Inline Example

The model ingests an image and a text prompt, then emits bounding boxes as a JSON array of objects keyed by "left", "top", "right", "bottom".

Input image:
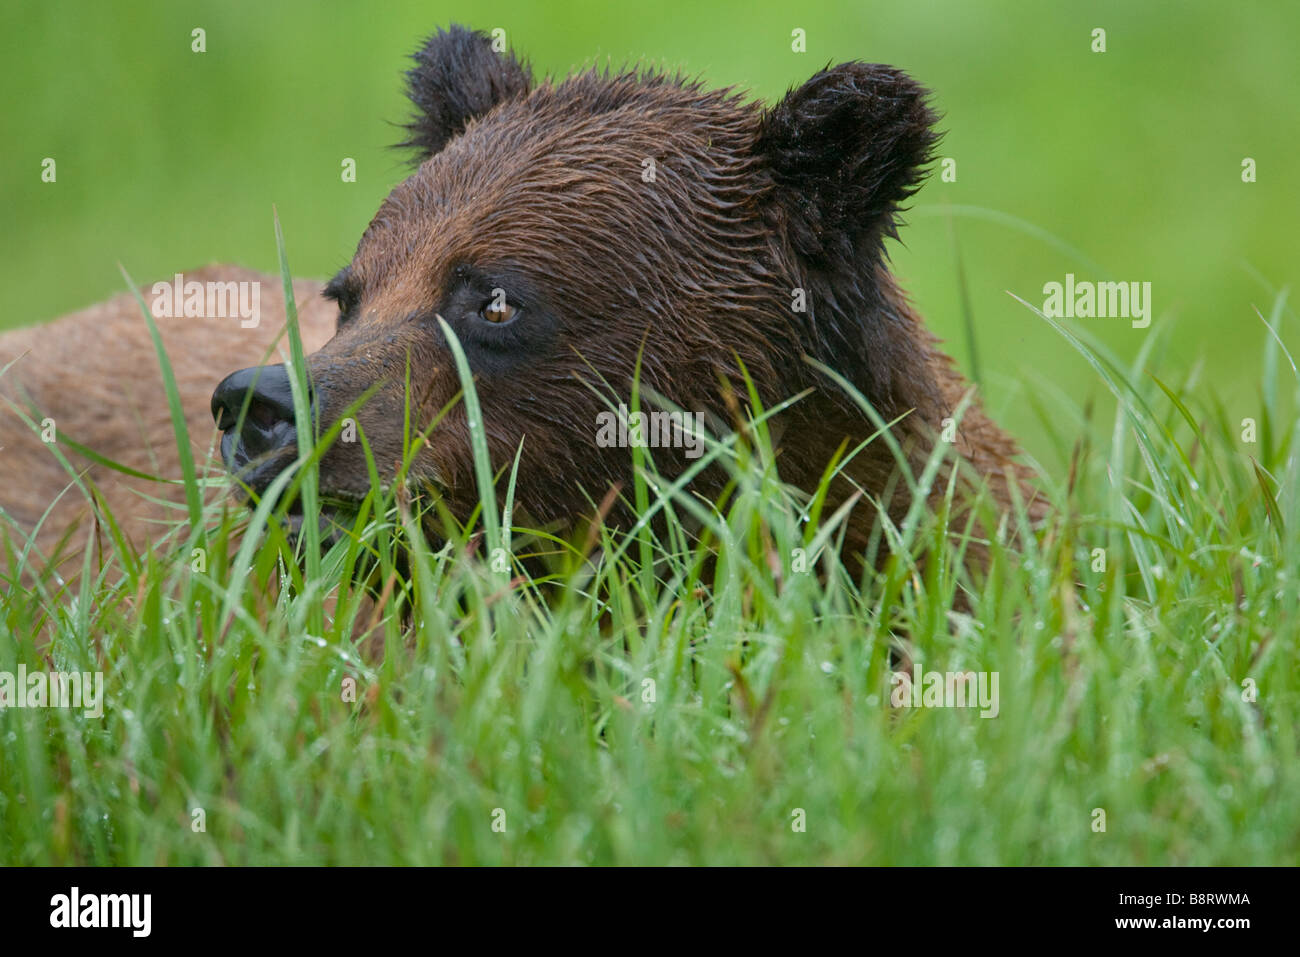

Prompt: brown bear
[
  {"left": 3, "top": 25, "right": 1039, "bottom": 586},
  {"left": 210, "top": 26, "right": 1040, "bottom": 564}
]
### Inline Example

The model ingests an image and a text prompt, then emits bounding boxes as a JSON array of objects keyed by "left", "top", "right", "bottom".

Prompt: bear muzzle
[{"left": 210, "top": 363, "right": 304, "bottom": 485}]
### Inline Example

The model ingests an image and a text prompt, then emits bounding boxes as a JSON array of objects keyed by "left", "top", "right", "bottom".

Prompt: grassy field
[
  {"left": 1, "top": 0, "right": 1297, "bottom": 865},
  {"left": 1, "top": 245, "right": 1296, "bottom": 863}
]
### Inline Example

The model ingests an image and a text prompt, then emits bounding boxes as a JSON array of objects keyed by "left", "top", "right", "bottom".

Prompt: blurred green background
[{"left": 3, "top": 0, "right": 1296, "bottom": 472}]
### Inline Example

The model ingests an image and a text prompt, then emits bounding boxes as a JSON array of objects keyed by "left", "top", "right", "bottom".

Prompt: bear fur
[
  {"left": 3, "top": 25, "right": 1040, "bottom": 589},
  {"left": 0, "top": 267, "right": 334, "bottom": 577}
]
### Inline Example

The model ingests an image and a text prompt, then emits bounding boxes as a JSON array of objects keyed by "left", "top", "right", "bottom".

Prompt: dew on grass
[{"left": 720, "top": 722, "right": 747, "bottom": 743}]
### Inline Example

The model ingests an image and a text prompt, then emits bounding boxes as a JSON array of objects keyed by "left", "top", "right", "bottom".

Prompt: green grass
[{"left": 1, "top": 247, "right": 1298, "bottom": 865}]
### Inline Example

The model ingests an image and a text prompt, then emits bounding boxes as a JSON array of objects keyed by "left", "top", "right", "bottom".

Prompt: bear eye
[
  {"left": 324, "top": 269, "right": 361, "bottom": 326},
  {"left": 480, "top": 297, "right": 519, "bottom": 324}
]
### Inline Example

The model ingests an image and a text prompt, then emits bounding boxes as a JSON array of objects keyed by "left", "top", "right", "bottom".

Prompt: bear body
[
  {"left": 4, "top": 26, "right": 1039, "bottom": 585},
  {"left": 0, "top": 267, "right": 334, "bottom": 574}
]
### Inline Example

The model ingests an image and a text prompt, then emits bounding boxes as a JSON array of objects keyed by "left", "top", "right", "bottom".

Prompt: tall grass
[{"left": 0, "top": 251, "right": 1296, "bottom": 864}]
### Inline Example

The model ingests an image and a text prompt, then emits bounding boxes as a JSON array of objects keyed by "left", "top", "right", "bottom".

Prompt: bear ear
[
  {"left": 756, "top": 63, "right": 939, "bottom": 265},
  {"left": 398, "top": 25, "right": 533, "bottom": 162}
]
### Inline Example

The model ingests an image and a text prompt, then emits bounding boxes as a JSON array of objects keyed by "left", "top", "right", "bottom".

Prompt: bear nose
[{"left": 210, "top": 364, "right": 305, "bottom": 463}]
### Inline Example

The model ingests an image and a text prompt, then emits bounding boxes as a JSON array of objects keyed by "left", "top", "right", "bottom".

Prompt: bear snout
[{"left": 210, "top": 363, "right": 304, "bottom": 480}]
